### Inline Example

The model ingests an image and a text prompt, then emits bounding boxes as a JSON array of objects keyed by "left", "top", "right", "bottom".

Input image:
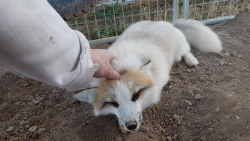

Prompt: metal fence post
[
  {"left": 182, "top": 0, "right": 189, "bottom": 19},
  {"left": 172, "top": 0, "right": 179, "bottom": 21}
]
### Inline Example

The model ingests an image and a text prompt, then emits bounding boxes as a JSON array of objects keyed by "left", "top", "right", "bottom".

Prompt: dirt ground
[{"left": 0, "top": 12, "right": 249, "bottom": 141}]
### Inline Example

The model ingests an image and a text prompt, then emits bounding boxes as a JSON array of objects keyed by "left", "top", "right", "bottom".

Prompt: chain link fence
[{"left": 66, "top": 0, "right": 249, "bottom": 44}]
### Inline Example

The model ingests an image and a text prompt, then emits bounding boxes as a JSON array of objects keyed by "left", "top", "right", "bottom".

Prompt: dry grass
[{"left": 67, "top": 0, "right": 249, "bottom": 40}]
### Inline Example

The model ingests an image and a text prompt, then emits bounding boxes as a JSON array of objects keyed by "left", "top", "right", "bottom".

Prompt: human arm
[{"left": 0, "top": 0, "right": 119, "bottom": 91}]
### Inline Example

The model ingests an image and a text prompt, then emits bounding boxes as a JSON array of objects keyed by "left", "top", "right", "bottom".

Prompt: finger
[
  {"left": 106, "top": 51, "right": 118, "bottom": 61},
  {"left": 105, "top": 64, "right": 120, "bottom": 79},
  {"left": 110, "top": 55, "right": 118, "bottom": 60}
]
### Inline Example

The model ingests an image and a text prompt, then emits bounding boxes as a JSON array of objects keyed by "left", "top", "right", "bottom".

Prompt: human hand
[{"left": 90, "top": 49, "right": 120, "bottom": 79}]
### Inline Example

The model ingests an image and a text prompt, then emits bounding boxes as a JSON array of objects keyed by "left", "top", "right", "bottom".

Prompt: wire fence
[{"left": 67, "top": 0, "right": 249, "bottom": 44}]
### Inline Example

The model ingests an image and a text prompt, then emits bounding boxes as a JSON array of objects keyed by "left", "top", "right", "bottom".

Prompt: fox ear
[
  {"left": 140, "top": 60, "right": 152, "bottom": 73},
  {"left": 73, "top": 88, "right": 98, "bottom": 103}
]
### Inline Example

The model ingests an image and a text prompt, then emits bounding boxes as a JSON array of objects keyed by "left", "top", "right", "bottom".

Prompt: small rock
[
  {"left": 173, "top": 114, "right": 182, "bottom": 125},
  {"left": 221, "top": 74, "right": 233, "bottom": 81},
  {"left": 19, "top": 120, "right": 28, "bottom": 126},
  {"left": 193, "top": 89, "right": 200, "bottom": 94},
  {"left": 25, "top": 124, "right": 30, "bottom": 128},
  {"left": 115, "top": 137, "right": 122, "bottom": 141},
  {"left": 219, "top": 60, "right": 225, "bottom": 66},
  {"left": 223, "top": 52, "right": 230, "bottom": 57},
  {"left": 187, "top": 69, "right": 191, "bottom": 73},
  {"left": 184, "top": 100, "right": 192, "bottom": 106},
  {"left": 148, "top": 133, "right": 156, "bottom": 139},
  {"left": 37, "top": 128, "right": 46, "bottom": 135},
  {"left": 230, "top": 53, "right": 235, "bottom": 57},
  {"left": 37, "top": 96, "right": 45, "bottom": 101},
  {"left": 28, "top": 126, "right": 37, "bottom": 132},
  {"left": 14, "top": 137, "right": 20, "bottom": 140},
  {"left": 201, "top": 137, "right": 206, "bottom": 140},
  {"left": 14, "top": 102, "right": 21, "bottom": 106},
  {"left": 158, "top": 127, "right": 163, "bottom": 131},
  {"left": 167, "top": 136, "right": 172, "bottom": 141},
  {"left": 20, "top": 102, "right": 26, "bottom": 106},
  {"left": 215, "top": 108, "right": 220, "bottom": 112},
  {"left": 194, "top": 94, "right": 202, "bottom": 100},
  {"left": 7, "top": 126, "right": 14, "bottom": 132},
  {"left": 236, "top": 54, "right": 243, "bottom": 59},
  {"left": 171, "top": 72, "right": 176, "bottom": 75},
  {"left": 235, "top": 116, "right": 240, "bottom": 120},
  {"left": 191, "top": 68, "right": 196, "bottom": 72},
  {"left": 23, "top": 83, "right": 29, "bottom": 87},
  {"left": 27, "top": 102, "right": 33, "bottom": 106},
  {"left": 139, "top": 125, "right": 150, "bottom": 132},
  {"left": 32, "top": 99, "right": 39, "bottom": 104},
  {"left": 208, "top": 128, "right": 214, "bottom": 131},
  {"left": 155, "top": 123, "right": 161, "bottom": 130}
]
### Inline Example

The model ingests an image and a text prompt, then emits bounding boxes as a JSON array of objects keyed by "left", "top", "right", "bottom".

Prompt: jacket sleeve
[{"left": 0, "top": 0, "right": 99, "bottom": 91}]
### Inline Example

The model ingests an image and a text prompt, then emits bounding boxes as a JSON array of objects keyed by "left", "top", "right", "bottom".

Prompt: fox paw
[{"left": 183, "top": 53, "right": 199, "bottom": 67}]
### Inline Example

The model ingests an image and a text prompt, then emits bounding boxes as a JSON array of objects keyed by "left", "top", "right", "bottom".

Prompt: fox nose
[{"left": 125, "top": 121, "right": 137, "bottom": 131}]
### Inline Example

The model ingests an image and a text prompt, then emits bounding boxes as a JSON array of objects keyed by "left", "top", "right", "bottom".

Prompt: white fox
[{"left": 73, "top": 19, "right": 222, "bottom": 132}]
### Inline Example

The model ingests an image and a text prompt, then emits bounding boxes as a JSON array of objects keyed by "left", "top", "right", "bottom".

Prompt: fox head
[{"left": 73, "top": 60, "right": 161, "bottom": 132}]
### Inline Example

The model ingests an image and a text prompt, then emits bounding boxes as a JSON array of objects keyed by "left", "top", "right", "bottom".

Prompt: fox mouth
[
  {"left": 131, "top": 114, "right": 143, "bottom": 132},
  {"left": 119, "top": 114, "right": 143, "bottom": 132},
  {"left": 134, "top": 114, "right": 143, "bottom": 131}
]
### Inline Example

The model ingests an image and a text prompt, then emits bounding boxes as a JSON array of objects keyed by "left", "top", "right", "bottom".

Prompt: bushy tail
[{"left": 173, "top": 19, "right": 222, "bottom": 53}]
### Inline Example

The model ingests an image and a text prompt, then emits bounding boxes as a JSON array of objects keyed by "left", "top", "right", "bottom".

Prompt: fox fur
[{"left": 73, "top": 19, "right": 222, "bottom": 132}]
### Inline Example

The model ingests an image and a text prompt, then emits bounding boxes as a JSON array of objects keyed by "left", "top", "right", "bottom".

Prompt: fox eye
[
  {"left": 132, "top": 87, "right": 147, "bottom": 102},
  {"left": 103, "top": 101, "right": 119, "bottom": 108}
]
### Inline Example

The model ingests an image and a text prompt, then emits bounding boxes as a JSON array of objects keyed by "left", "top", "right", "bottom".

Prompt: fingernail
[
  {"left": 109, "top": 71, "right": 120, "bottom": 80},
  {"left": 114, "top": 71, "right": 120, "bottom": 79}
]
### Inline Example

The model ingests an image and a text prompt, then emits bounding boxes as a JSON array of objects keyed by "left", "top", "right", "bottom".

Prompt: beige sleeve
[{"left": 0, "top": 0, "right": 98, "bottom": 91}]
